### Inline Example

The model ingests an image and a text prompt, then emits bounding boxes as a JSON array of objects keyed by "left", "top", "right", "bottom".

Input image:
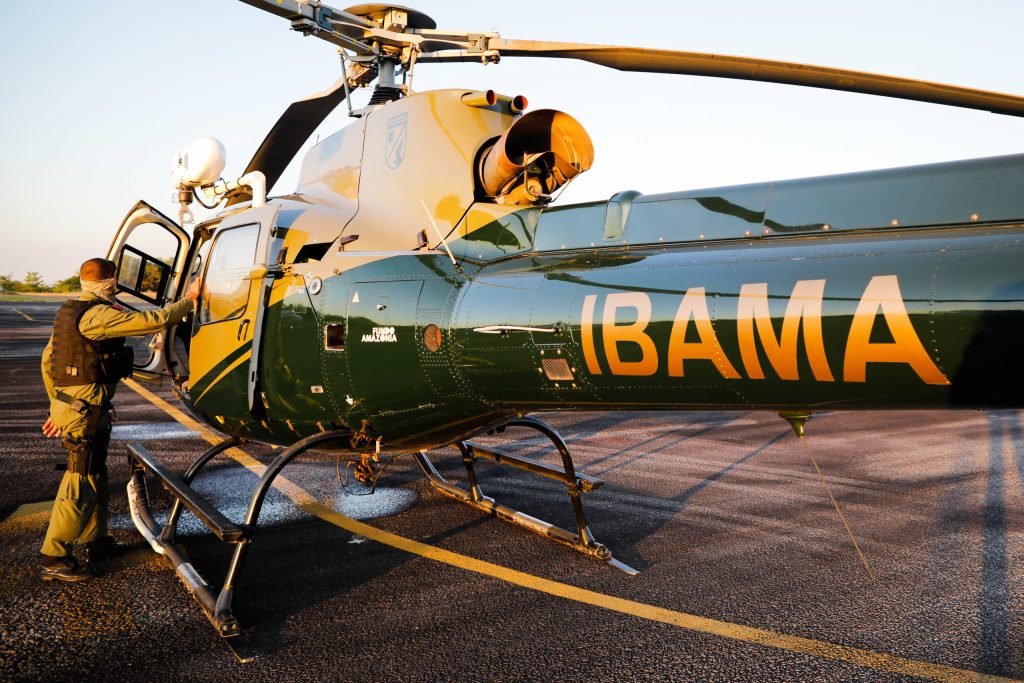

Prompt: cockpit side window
[{"left": 198, "top": 224, "right": 259, "bottom": 325}]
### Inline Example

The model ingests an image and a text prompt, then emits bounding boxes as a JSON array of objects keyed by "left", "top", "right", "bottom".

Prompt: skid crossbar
[
  {"left": 161, "top": 436, "right": 243, "bottom": 545},
  {"left": 463, "top": 440, "right": 604, "bottom": 492},
  {"left": 414, "top": 416, "right": 637, "bottom": 575}
]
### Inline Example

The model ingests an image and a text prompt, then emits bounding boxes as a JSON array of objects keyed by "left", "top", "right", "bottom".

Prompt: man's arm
[
  {"left": 40, "top": 337, "right": 56, "bottom": 400},
  {"left": 40, "top": 338, "right": 61, "bottom": 438},
  {"left": 79, "top": 279, "right": 201, "bottom": 340},
  {"left": 79, "top": 298, "right": 192, "bottom": 340}
]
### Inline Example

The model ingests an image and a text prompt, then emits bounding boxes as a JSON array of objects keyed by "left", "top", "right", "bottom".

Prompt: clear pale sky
[{"left": 2, "top": 1, "right": 1022, "bottom": 283}]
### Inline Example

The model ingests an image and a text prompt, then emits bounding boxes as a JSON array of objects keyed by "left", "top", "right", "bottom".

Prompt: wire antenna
[
  {"left": 420, "top": 199, "right": 458, "bottom": 267},
  {"left": 798, "top": 435, "right": 875, "bottom": 581}
]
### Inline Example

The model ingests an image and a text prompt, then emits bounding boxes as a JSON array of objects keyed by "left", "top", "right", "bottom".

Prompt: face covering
[{"left": 81, "top": 277, "right": 117, "bottom": 300}]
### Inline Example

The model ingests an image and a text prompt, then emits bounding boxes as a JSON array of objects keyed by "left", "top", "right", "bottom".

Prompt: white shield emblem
[{"left": 385, "top": 113, "right": 408, "bottom": 169}]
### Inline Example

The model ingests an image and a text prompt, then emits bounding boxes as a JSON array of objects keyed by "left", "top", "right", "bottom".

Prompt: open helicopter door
[
  {"left": 186, "top": 205, "right": 279, "bottom": 421},
  {"left": 106, "top": 201, "right": 191, "bottom": 382}
]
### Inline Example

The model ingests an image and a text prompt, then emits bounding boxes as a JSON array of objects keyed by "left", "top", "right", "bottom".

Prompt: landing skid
[
  {"left": 125, "top": 430, "right": 354, "bottom": 660},
  {"left": 223, "top": 634, "right": 259, "bottom": 663},
  {"left": 125, "top": 419, "right": 634, "bottom": 656},
  {"left": 415, "top": 416, "right": 638, "bottom": 575}
]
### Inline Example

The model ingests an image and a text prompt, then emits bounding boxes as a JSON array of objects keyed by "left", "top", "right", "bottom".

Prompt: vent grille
[{"left": 541, "top": 358, "right": 574, "bottom": 381}]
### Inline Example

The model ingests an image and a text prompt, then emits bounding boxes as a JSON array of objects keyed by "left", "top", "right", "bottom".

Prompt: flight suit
[{"left": 40, "top": 292, "right": 192, "bottom": 559}]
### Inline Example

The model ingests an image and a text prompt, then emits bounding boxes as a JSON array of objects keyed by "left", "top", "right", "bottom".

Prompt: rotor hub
[{"left": 342, "top": 4, "right": 436, "bottom": 31}]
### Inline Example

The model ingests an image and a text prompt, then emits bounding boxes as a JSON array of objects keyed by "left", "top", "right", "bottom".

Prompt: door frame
[
  {"left": 106, "top": 200, "right": 190, "bottom": 376},
  {"left": 188, "top": 204, "right": 279, "bottom": 416}
]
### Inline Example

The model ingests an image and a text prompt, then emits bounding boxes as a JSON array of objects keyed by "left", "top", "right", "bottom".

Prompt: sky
[{"left": 2, "top": 0, "right": 1022, "bottom": 283}]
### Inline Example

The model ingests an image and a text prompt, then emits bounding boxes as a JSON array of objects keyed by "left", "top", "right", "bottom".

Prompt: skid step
[
  {"left": 463, "top": 441, "right": 604, "bottom": 492},
  {"left": 127, "top": 442, "right": 247, "bottom": 543}
]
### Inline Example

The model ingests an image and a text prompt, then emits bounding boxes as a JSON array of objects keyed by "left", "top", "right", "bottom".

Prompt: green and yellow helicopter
[{"left": 109, "top": 0, "right": 1024, "bottom": 646}]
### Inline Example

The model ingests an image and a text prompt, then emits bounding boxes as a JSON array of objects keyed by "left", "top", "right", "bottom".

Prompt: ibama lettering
[{"left": 580, "top": 275, "right": 949, "bottom": 386}]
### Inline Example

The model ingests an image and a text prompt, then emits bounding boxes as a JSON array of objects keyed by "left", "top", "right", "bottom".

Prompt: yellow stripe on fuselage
[{"left": 192, "top": 348, "right": 251, "bottom": 405}]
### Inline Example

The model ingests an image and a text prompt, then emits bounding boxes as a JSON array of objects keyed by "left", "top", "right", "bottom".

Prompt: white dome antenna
[
  {"left": 171, "top": 137, "right": 266, "bottom": 225},
  {"left": 172, "top": 137, "right": 227, "bottom": 188}
]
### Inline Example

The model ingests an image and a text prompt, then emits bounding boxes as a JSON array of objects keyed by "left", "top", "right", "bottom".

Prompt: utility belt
[{"left": 53, "top": 392, "right": 115, "bottom": 476}]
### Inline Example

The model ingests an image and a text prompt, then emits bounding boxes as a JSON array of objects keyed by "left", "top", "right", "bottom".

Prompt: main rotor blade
[
  {"left": 228, "top": 77, "right": 349, "bottom": 206},
  {"left": 490, "top": 39, "right": 1024, "bottom": 117}
]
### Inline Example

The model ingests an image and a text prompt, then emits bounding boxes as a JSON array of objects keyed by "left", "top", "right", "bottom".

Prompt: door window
[
  {"left": 115, "top": 222, "right": 182, "bottom": 307},
  {"left": 199, "top": 224, "right": 260, "bottom": 325}
]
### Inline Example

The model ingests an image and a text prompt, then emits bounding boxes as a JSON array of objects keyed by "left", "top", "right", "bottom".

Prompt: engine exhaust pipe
[
  {"left": 496, "top": 94, "right": 528, "bottom": 113},
  {"left": 478, "top": 109, "right": 594, "bottom": 205},
  {"left": 462, "top": 90, "right": 497, "bottom": 107}
]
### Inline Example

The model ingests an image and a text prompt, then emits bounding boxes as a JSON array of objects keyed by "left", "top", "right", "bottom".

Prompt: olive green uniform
[{"left": 40, "top": 293, "right": 192, "bottom": 559}]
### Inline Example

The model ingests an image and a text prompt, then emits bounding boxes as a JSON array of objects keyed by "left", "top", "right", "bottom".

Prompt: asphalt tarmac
[{"left": 1, "top": 300, "right": 1022, "bottom": 682}]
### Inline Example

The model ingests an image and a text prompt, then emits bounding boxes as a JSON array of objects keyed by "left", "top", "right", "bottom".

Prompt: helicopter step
[
  {"left": 127, "top": 442, "right": 246, "bottom": 543},
  {"left": 125, "top": 431, "right": 354, "bottom": 659},
  {"left": 414, "top": 417, "right": 638, "bottom": 575}
]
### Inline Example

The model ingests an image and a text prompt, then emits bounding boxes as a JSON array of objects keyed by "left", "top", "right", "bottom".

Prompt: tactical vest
[{"left": 49, "top": 299, "right": 134, "bottom": 386}]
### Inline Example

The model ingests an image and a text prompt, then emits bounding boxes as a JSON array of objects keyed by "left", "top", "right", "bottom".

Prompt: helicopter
[{"left": 105, "top": 0, "right": 1024, "bottom": 650}]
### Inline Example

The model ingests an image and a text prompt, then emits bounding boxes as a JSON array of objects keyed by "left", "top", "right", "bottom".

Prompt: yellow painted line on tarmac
[
  {"left": 122, "top": 379, "right": 1017, "bottom": 683},
  {"left": 1, "top": 500, "right": 53, "bottom": 526},
  {"left": 13, "top": 308, "right": 35, "bottom": 321}
]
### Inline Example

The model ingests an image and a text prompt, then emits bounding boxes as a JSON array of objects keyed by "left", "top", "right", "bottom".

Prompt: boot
[
  {"left": 81, "top": 536, "right": 127, "bottom": 565},
  {"left": 40, "top": 556, "right": 95, "bottom": 583}
]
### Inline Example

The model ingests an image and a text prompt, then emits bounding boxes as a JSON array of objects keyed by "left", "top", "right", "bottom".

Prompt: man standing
[{"left": 39, "top": 257, "right": 199, "bottom": 582}]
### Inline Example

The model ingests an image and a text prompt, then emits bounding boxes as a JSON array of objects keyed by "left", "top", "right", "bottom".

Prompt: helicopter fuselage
[{"left": 167, "top": 131, "right": 1024, "bottom": 452}]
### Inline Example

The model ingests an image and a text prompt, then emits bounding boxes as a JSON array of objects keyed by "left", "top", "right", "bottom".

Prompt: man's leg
[
  {"left": 78, "top": 417, "right": 111, "bottom": 545},
  {"left": 39, "top": 405, "right": 100, "bottom": 581},
  {"left": 40, "top": 471, "right": 97, "bottom": 582},
  {"left": 41, "top": 472, "right": 98, "bottom": 556},
  {"left": 67, "top": 470, "right": 109, "bottom": 545},
  {"left": 77, "top": 416, "right": 125, "bottom": 564}
]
